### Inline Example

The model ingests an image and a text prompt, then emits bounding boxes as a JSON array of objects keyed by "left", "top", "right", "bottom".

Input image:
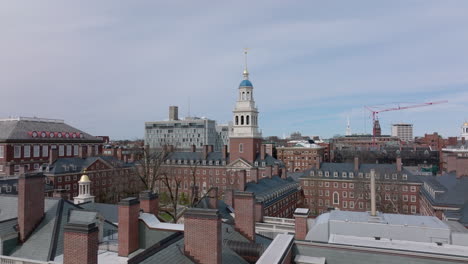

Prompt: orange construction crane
[{"left": 365, "top": 100, "right": 448, "bottom": 144}]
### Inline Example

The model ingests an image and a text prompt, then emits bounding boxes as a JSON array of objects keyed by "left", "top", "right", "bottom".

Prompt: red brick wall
[
  {"left": 64, "top": 229, "right": 98, "bottom": 264},
  {"left": 184, "top": 210, "right": 221, "bottom": 264},
  {"left": 229, "top": 137, "right": 262, "bottom": 163},
  {"left": 234, "top": 192, "right": 255, "bottom": 241},
  {"left": 118, "top": 198, "right": 140, "bottom": 256},
  {"left": 294, "top": 215, "right": 308, "bottom": 240},
  {"left": 18, "top": 173, "right": 44, "bottom": 242},
  {"left": 277, "top": 147, "right": 324, "bottom": 173}
]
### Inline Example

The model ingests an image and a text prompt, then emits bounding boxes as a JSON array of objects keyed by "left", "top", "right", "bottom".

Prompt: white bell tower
[
  {"left": 73, "top": 169, "right": 95, "bottom": 204},
  {"left": 461, "top": 122, "right": 468, "bottom": 140}
]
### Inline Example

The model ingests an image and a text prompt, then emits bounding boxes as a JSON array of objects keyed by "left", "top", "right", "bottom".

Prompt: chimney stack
[
  {"left": 18, "top": 171, "right": 45, "bottom": 242},
  {"left": 294, "top": 208, "right": 310, "bottom": 240},
  {"left": 222, "top": 145, "right": 228, "bottom": 159},
  {"left": 209, "top": 187, "right": 218, "bottom": 209},
  {"left": 49, "top": 148, "right": 58, "bottom": 164},
  {"left": 139, "top": 191, "right": 159, "bottom": 216},
  {"left": 63, "top": 211, "right": 99, "bottom": 264},
  {"left": 266, "top": 166, "right": 273, "bottom": 178},
  {"left": 354, "top": 156, "right": 359, "bottom": 171},
  {"left": 255, "top": 202, "right": 264, "bottom": 222},
  {"left": 260, "top": 144, "right": 266, "bottom": 160},
  {"left": 238, "top": 170, "right": 246, "bottom": 191},
  {"left": 224, "top": 189, "right": 235, "bottom": 208},
  {"left": 396, "top": 157, "right": 402, "bottom": 172},
  {"left": 370, "top": 169, "right": 377, "bottom": 216},
  {"left": 118, "top": 197, "right": 140, "bottom": 257},
  {"left": 169, "top": 106, "right": 179, "bottom": 121},
  {"left": 234, "top": 191, "right": 256, "bottom": 241},
  {"left": 203, "top": 145, "right": 209, "bottom": 160},
  {"left": 250, "top": 168, "right": 259, "bottom": 183},
  {"left": 184, "top": 208, "right": 222, "bottom": 264}
]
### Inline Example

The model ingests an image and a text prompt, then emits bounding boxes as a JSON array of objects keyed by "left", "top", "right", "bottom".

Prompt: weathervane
[{"left": 243, "top": 48, "right": 249, "bottom": 79}]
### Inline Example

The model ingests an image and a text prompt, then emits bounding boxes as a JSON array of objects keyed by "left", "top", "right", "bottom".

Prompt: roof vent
[
  {"left": 374, "top": 237, "right": 381, "bottom": 240},
  {"left": 436, "top": 242, "right": 443, "bottom": 246}
]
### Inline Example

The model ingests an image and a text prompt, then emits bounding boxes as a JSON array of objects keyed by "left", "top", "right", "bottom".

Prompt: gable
[
  {"left": 227, "top": 158, "right": 252, "bottom": 169},
  {"left": 85, "top": 158, "right": 112, "bottom": 171}
]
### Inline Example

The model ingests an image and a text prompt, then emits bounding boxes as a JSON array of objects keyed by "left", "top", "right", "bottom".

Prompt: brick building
[
  {"left": 277, "top": 142, "right": 325, "bottom": 172},
  {"left": 295, "top": 157, "right": 422, "bottom": 216},
  {"left": 331, "top": 134, "right": 400, "bottom": 152},
  {"left": 153, "top": 66, "right": 299, "bottom": 218},
  {"left": 42, "top": 155, "right": 140, "bottom": 203},
  {"left": 0, "top": 117, "right": 104, "bottom": 176}
]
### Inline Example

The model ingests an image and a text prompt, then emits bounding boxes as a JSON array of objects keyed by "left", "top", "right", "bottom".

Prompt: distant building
[
  {"left": 277, "top": 140, "right": 324, "bottom": 172},
  {"left": 295, "top": 157, "right": 422, "bottom": 216},
  {"left": 144, "top": 106, "right": 226, "bottom": 151},
  {"left": 0, "top": 117, "right": 104, "bottom": 176},
  {"left": 460, "top": 121, "right": 468, "bottom": 140},
  {"left": 331, "top": 134, "right": 400, "bottom": 152},
  {"left": 415, "top": 132, "right": 446, "bottom": 150},
  {"left": 391, "top": 123, "right": 413, "bottom": 142}
]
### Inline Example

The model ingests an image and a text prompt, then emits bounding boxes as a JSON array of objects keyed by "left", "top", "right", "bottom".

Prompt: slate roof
[
  {"left": 43, "top": 156, "right": 133, "bottom": 175},
  {"left": 140, "top": 223, "right": 270, "bottom": 264},
  {"left": 79, "top": 202, "right": 118, "bottom": 223},
  {"left": 195, "top": 198, "right": 234, "bottom": 224},
  {"left": 0, "top": 195, "right": 119, "bottom": 262},
  {"left": 0, "top": 118, "right": 102, "bottom": 143},
  {"left": 245, "top": 176, "right": 300, "bottom": 206},
  {"left": 166, "top": 151, "right": 284, "bottom": 168},
  {"left": 420, "top": 172, "right": 468, "bottom": 207},
  {"left": 297, "top": 162, "right": 421, "bottom": 183},
  {"left": 0, "top": 218, "right": 17, "bottom": 237}
]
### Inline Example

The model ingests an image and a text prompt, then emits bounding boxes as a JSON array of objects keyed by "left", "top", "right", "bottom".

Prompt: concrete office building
[
  {"left": 392, "top": 123, "right": 413, "bottom": 142},
  {"left": 145, "top": 106, "right": 223, "bottom": 151}
]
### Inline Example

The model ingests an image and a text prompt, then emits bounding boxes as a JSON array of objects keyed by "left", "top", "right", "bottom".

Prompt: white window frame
[
  {"left": 0, "top": 145, "right": 4, "bottom": 158},
  {"left": 59, "top": 145, "right": 65, "bottom": 156},
  {"left": 43, "top": 145, "right": 49, "bottom": 157},
  {"left": 33, "top": 145, "right": 40, "bottom": 157},
  {"left": 24, "top": 145, "right": 31, "bottom": 158}
]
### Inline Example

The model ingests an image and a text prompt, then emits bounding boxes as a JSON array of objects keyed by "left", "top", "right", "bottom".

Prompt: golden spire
[{"left": 243, "top": 48, "right": 249, "bottom": 79}]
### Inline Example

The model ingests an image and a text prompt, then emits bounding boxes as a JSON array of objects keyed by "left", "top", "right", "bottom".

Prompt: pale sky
[{"left": 1, "top": 1, "right": 468, "bottom": 139}]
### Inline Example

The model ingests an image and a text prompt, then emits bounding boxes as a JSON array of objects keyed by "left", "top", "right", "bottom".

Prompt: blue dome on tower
[{"left": 239, "top": 79, "right": 253, "bottom": 87}]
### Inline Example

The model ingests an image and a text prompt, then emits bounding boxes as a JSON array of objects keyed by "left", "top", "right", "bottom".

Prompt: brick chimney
[
  {"left": 117, "top": 147, "right": 123, "bottom": 161},
  {"left": 18, "top": 171, "right": 45, "bottom": 242},
  {"left": 191, "top": 144, "right": 196, "bottom": 152},
  {"left": 396, "top": 157, "right": 402, "bottom": 172},
  {"left": 255, "top": 202, "right": 264, "bottom": 222},
  {"left": 63, "top": 218, "right": 99, "bottom": 264},
  {"left": 294, "top": 208, "right": 310, "bottom": 240},
  {"left": 184, "top": 208, "right": 222, "bottom": 264},
  {"left": 209, "top": 187, "right": 218, "bottom": 209},
  {"left": 139, "top": 191, "right": 159, "bottom": 216},
  {"left": 266, "top": 166, "right": 273, "bottom": 179},
  {"left": 208, "top": 145, "right": 214, "bottom": 153},
  {"left": 354, "top": 156, "right": 359, "bottom": 171},
  {"left": 222, "top": 145, "right": 228, "bottom": 159},
  {"left": 273, "top": 164, "right": 279, "bottom": 177},
  {"left": 49, "top": 148, "right": 58, "bottom": 164},
  {"left": 250, "top": 168, "right": 258, "bottom": 183},
  {"left": 79, "top": 146, "right": 87, "bottom": 159},
  {"left": 238, "top": 170, "right": 246, "bottom": 191},
  {"left": 224, "top": 189, "right": 235, "bottom": 208},
  {"left": 234, "top": 191, "right": 256, "bottom": 241},
  {"left": 260, "top": 144, "right": 266, "bottom": 160},
  {"left": 118, "top": 197, "right": 140, "bottom": 257},
  {"left": 203, "top": 145, "right": 209, "bottom": 160}
]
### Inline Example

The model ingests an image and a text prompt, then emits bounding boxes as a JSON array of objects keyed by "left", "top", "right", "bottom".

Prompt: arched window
[
  {"left": 246, "top": 115, "right": 250, "bottom": 125},
  {"left": 247, "top": 91, "right": 250, "bottom": 100},
  {"left": 242, "top": 91, "right": 246, "bottom": 100},
  {"left": 241, "top": 116, "right": 244, "bottom": 125},
  {"left": 239, "top": 143, "right": 244, "bottom": 153},
  {"left": 235, "top": 116, "right": 239, "bottom": 125},
  {"left": 333, "top": 192, "right": 339, "bottom": 205}
]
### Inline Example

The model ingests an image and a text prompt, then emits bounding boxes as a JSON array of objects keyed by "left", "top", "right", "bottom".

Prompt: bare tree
[{"left": 133, "top": 146, "right": 171, "bottom": 192}]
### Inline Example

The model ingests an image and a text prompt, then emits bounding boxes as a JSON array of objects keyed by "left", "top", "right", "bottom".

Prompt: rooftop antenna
[{"left": 243, "top": 48, "right": 249, "bottom": 80}]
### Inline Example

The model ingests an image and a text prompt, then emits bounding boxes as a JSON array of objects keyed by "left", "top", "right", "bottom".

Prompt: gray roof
[
  {"left": 44, "top": 156, "right": 133, "bottom": 175},
  {"left": 245, "top": 176, "right": 300, "bottom": 205},
  {"left": 0, "top": 195, "right": 119, "bottom": 262},
  {"left": 419, "top": 172, "right": 468, "bottom": 207},
  {"left": 0, "top": 118, "right": 102, "bottom": 143},
  {"left": 195, "top": 198, "right": 234, "bottom": 224},
  {"left": 166, "top": 151, "right": 284, "bottom": 168},
  {"left": 297, "top": 162, "right": 421, "bottom": 183},
  {"left": 294, "top": 244, "right": 465, "bottom": 264},
  {"left": 78, "top": 202, "right": 118, "bottom": 223},
  {"left": 140, "top": 223, "right": 269, "bottom": 264},
  {"left": 0, "top": 218, "right": 17, "bottom": 237}
]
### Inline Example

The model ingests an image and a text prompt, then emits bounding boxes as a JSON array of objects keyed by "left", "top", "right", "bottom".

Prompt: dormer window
[
  {"left": 209, "top": 160, "right": 213, "bottom": 165},
  {"left": 202, "top": 160, "right": 207, "bottom": 165},
  {"left": 349, "top": 172, "right": 354, "bottom": 178},
  {"left": 261, "top": 162, "right": 266, "bottom": 167},
  {"left": 310, "top": 171, "right": 315, "bottom": 176},
  {"left": 325, "top": 171, "right": 329, "bottom": 177},
  {"left": 318, "top": 171, "right": 323, "bottom": 177},
  {"left": 402, "top": 174, "right": 407, "bottom": 180},
  {"left": 254, "top": 161, "right": 259, "bottom": 166},
  {"left": 215, "top": 160, "right": 219, "bottom": 165},
  {"left": 333, "top": 172, "right": 338, "bottom": 177}
]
